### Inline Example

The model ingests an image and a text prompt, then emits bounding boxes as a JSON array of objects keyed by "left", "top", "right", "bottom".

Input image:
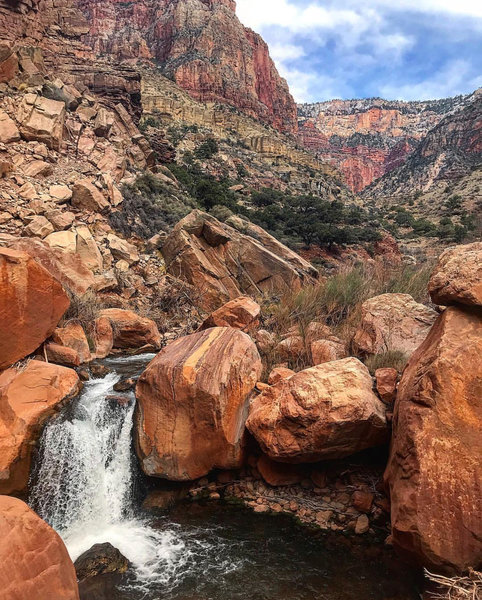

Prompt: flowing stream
[{"left": 29, "top": 354, "right": 419, "bottom": 600}]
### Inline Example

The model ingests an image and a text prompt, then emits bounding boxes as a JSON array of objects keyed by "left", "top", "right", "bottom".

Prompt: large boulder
[
  {"left": 74, "top": 543, "right": 129, "bottom": 581},
  {"left": 6, "top": 237, "right": 95, "bottom": 296},
  {"left": 0, "top": 108, "right": 20, "bottom": 144},
  {"left": 16, "top": 94, "right": 65, "bottom": 150},
  {"left": 135, "top": 327, "right": 262, "bottom": 480},
  {"left": 0, "top": 248, "right": 70, "bottom": 370},
  {"left": 246, "top": 358, "right": 388, "bottom": 463},
  {"left": 99, "top": 309, "right": 161, "bottom": 351},
  {"left": 52, "top": 321, "right": 92, "bottom": 364},
  {"left": 199, "top": 296, "right": 260, "bottom": 331},
  {"left": 0, "top": 360, "right": 81, "bottom": 495},
  {"left": 0, "top": 496, "right": 79, "bottom": 600},
  {"left": 352, "top": 293, "right": 437, "bottom": 357},
  {"left": 428, "top": 242, "right": 482, "bottom": 307},
  {"left": 385, "top": 306, "right": 482, "bottom": 574},
  {"left": 162, "top": 210, "right": 317, "bottom": 311}
]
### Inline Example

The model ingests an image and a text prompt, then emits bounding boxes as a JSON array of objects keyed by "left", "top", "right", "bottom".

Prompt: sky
[{"left": 236, "top": 0, "right": 482, "bottom": 103}]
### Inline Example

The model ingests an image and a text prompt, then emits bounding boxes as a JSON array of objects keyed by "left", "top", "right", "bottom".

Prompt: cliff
[
  {"left": 298, "top": 96, "right": 470, "bottom": 192},
  {"left": 77, "top": 0, "right": 298, "bottom": 133}
]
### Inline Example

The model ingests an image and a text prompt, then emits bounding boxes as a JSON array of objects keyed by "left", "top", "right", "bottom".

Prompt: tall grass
[{"left": 262, "top": 262, "right": 433, "bottom": 352}]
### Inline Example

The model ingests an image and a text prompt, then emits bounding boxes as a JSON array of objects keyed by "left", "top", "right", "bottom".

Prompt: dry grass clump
[
  {"left": 425, "top": 569, "right": 482, "bottom": 600},
  {"left": 260, "top": 262, "right": 433, "bottom": 371},
  {"left": 364, "top": 350, "right": 409, "bottom": 375},
  {"left": 61, "top": 291, "right": 102, "bottom": 332}
]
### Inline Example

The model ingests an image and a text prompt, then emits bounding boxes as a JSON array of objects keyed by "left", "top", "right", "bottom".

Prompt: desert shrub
[
  {"left": 364, "top": 350, "right": 408, "bottom": 375},
  {"left": 139, "top": 116, "right": 160, "bottom": 133},
  {"left": 60, "top": 291, "right": 102, "bottom": 342},
  {"left": 194, "top": 138, "right": 219, "bottom": 160},
  {"left": 110, "top": 173, "right": 197, "bottom": 239}
]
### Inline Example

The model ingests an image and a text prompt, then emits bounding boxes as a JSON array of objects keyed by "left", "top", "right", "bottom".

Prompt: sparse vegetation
[{"left": 365, "top": 351, "right": 409, "bottom": 374}]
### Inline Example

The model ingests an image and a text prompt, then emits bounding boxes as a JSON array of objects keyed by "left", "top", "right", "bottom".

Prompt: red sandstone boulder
[
  {"left": 352, "top": 293, "right": 437, "bottom": 357},
  {"left": 45, "top": 342, "right": 81, "bottom": 367},
  {"left": 199, "top": 296, "right": 260, "bottom": 331},
  {"left": 52, "top": 321, "right": 91, "bottom": 363},
  {"left": 385, "top": 306, "right": 482, "bottom": 574},
  {"left": 0, "top": 248, "right": 70, "bottom": 370},
  {"left": 135, "top": 327, "right": 262, "bottom": 481},
  {"left": 162, "top": 211, "right": 316, "bottom": 311},
  {"left": 428, "top": 242, "right": 482, "bottom": 307},
  {"left": 247, "top": 358, "right": 388, "bottom": 463},
  {"left": 0, "top": 496, "right": 79, "bottom": 600},
  {"left": 257, "top": 454, "right": 303, "bottom": 487},
  {"left": 375, "top": 368, "right": 398, "bottom": 404},
  {"left": 99, "top": 309, "right": 161, "bottom": 351},
  {"left": 16, "top": 94, "right": 65, "bottom": 151},
  {"left": 268, "top": 367, "right": 295, "bottom": 385},
  {"left": 72, "top": 179, "right": 110, "bottom": 213},
  {"left": 93, "top": 316, "right": 114, "bottom": 359},
  {"left": 0, "top": 360, "right": 81, "bottom": 495},
  {"left": 311, "top": 338, "right": 347, "bottom": 365},
  {"left": 6, "top": 237, "right": 96, "bottom": 296}
]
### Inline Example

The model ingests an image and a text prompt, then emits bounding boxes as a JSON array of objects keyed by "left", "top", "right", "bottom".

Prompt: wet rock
[
  {"left": 90, "top": 364, "right": 111, "bottom": 378},
  {"left": 142, "top": 487, "right": 190, "bottom": 512},
  {"left": 113, "top": 378, "right": 136, "bottom": 392},
  {"left": 0, "top": 496, "right": 79, "bottom": 599},
  {"left": 257, "top": 455, "right": 303, "bottom": 487},
  {"left": 74, "top": 543, "right": 129, "bottom": 581}
]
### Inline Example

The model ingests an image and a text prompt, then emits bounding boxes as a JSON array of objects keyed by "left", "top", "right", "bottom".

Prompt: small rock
[{"left": 355, "top": 514, "right": 370, "bottom": 535}]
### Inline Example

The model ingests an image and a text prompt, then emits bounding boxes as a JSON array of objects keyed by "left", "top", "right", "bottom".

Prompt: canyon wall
[
  {"left": 298, "top": 97, "right": 470, "bottom": 192},
  {"left": 76, "top": 0, "right": 298, "bottom": 133}
]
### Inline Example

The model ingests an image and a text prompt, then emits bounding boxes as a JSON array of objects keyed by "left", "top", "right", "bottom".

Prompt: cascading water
[{"left": 29, "top": 356, "right": 187, "bottom": 589}]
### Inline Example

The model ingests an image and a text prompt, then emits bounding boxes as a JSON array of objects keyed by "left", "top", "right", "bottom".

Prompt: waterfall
[{"left": 29, "top": 358, "right": 186, "bottom": 588}]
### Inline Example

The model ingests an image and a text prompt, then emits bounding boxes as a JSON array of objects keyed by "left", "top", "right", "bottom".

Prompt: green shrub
[{"left": 194, "top": 139, "right": 219, "bottom": 160}]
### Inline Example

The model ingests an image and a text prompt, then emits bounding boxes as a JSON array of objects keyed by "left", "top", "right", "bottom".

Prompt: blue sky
[{"left": 236, "top": 0, "right": 482, "bottom": 102}]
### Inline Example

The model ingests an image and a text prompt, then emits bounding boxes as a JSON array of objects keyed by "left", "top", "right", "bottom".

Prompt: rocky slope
[
  {"left": 298, "top": 96, "right": 471, "bottom": 192},
  {"left": 77, "top": 0, "right": 298, "bottom": 133}
]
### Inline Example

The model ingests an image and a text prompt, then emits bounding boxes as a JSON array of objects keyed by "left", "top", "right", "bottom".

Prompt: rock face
[
  {"left": 136, "top": 327, "right": 262, "bottom": 480},
  {"left": 162, "top": 210, "right": 317, "bottom": 311},
  {"left": 99, "top": 309, "right": 161, "bottom": 351},
  {"left": 0, "top": 360, "right": 80, "bottom": 495},
  {"left": 199, "top": 296, "right": 260, "bottom": 331},
  {"left": 385, "top": 306, "right": 482, "bottom": 574},
  {"left": 428, "top": 242, "right": 482, "bottom": 307},
  {"left": 0, "top": 248, "right": 70, "bottom": 370},
  {"left": 0, "top": 496, "right": 79, "bottom": 600},
  {"left": 247, "top": 358, "right": 388, "bottom": 463},
  {"left": 79, "top": 0, "right": 297, "bottom": 133},
  {"left": 352, "top": 293, "right": 437, "bottom": 357},
  {"left": 298, "top": 96, "right": 470, "bottom": 191}
]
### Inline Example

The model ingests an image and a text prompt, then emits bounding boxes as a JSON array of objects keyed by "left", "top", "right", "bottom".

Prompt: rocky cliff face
[
  {"left": 77, "top": 0, "right": 298, "bottom": 133},
  {"left": 366, "top": 90, "right": 482, "bottom": 198},
  {"left": 298, "top": 96, "right": 470, "bottom": 192}
]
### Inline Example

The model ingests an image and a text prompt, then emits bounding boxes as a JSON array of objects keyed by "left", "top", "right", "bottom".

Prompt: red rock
[
  {"left": 135, "top": 327, "right": 262, "bottom": 481},
  {"left": 310, "top": 469, "right": 327, "bottom": 489},
  {"left": 311, "top": 338, "right": 346, "bottom": 365},
  {"left": 45, "top": 342, "right": 81, "bottom": 367},
  {"left": 162, "top": 211, "right": 317, "bottom": 312},
  {"left": 352, "top": 491, "right": 374, "bottom": 514},
  {"left": 93, "top": 316, "right": 114, "bottom": 359},
  {"left": 72, "top": 179, "right": 110, "bottom": 213},
  {"left": 0, "top": 360, "right": 80, "bottom": 495},
  {"left": 428, "top": 242, "right": 482, "bottom": 307},
  {"left": 268, "top": 367, "right": 295, "bottom": 386},
  {"left": 99, "top": 309, "right": 161, "bottom": 351},
  {"left": 375, "top": 368, "right": 398, "bottom": 404},
  {"left": 247, "top": 358, "right": 388, "bottom": 463},
  {"left": 199, "top": 296, "right": 260, "bottom": 331},
  {"left": 80, "top": 0, "right": 297, "bottom": 133},
  {"left": 385, "top": 306, "right": 482, "bottom": 574},
  {"left": 0, "top": 248, "right": 70, "bottom": 370},
  {"left": 16, "top": 94, "right": 65, "bottom": 151},
  {"left": 352, "top": 293, "right": 437, "bottom": 357},
  {"left": 52, "top": 321, "right": 91, "bottom": 364},
  {"left": 275, "top": 335, "right": 305, "bottom": 363},
  {"left": 257, "top": 454, "right": 303, "bottom": 487},
  {"left": 0, "top": 496, "right": 79, "bottom": 600}
]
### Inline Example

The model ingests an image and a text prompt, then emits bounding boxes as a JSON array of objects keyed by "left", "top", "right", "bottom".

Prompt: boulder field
[{"left": 0, "top": 496, "right": 79, "bottom": 600}]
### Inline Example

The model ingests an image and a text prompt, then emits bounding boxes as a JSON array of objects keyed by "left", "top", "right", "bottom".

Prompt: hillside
[{"left": 298, "top": 95, "right": 471, "bottom": 192}]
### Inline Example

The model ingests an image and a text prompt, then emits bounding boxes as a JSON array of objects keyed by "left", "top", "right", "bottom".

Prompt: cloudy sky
[{"left": 236, "top": 0, "right": 482, "bottom": 103}]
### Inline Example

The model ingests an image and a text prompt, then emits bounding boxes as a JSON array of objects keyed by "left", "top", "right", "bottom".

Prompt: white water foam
[{"left": 29, "top": 362, "right": 186, "bottom": 588}]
